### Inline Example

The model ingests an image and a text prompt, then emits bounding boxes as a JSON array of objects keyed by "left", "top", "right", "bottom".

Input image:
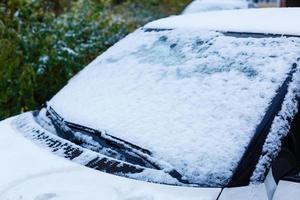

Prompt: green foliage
[{"left": 0, "top": 0, "right": 191, "bottom": 119}]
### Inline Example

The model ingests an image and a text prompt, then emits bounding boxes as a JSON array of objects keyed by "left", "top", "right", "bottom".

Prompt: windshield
[{"left": 49, "top": 29, "right": 300, "bottom": 186}]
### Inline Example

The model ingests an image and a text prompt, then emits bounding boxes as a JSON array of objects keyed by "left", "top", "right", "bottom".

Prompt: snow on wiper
[
  {"left": 45, "top": 104, "right": 189, "bottom": 184},
  {"left": 14, "top": 112, "right": 185, "bottom": 186}
]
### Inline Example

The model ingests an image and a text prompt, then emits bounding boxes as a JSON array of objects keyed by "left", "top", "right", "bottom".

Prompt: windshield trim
[{"left": 228, "top": 63, "right": 299, "bottom": 187}]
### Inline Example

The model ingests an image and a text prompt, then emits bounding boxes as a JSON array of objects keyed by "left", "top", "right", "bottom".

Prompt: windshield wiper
[{"left": 44, "top": 104, "right": 189, "bottom": 184}]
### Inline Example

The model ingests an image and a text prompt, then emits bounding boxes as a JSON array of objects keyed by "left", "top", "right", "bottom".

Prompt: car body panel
[
  {"left": 220, "top": 184, "right": 268, "bottom": 200},
  {"left": 272, "top": 181, "right": 300, "bottom": 200}
]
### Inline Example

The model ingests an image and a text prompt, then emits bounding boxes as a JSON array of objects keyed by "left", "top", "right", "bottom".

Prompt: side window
[{"left": 272, "top": 102, "right": 300, "bottom": 183}]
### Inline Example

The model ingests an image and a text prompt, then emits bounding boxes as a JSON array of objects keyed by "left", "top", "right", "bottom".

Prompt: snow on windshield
[{"left": 49, "top": 29, "right": 300, "bottom": 186}]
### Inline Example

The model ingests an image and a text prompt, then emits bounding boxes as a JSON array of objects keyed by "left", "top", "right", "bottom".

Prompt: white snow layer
[
  {"left": 0, "top": 118, "right": 220, "bottom": 200},
  {"left": 251, "top": 63, "right": 300, "bottom": 183},
  {"left": 182, "top": 0, "right": 249, "bottom": 14},
  {"left": 13, "top": 112, "right": 181, "bottom": 185},
  {"left": 50, "top": 29, "right": 300, "bottom": 186},
  {"left": 146, "top": 8, "right": 300, "bottom": 36}
]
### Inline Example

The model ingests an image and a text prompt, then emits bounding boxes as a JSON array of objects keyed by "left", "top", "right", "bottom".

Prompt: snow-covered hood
[{"left": 0, "top": 117, "right": 221, "bottom": 200}]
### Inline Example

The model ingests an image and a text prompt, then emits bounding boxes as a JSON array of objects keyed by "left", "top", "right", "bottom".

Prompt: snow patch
[{"left": 13, "top": 112, "right": 181, "bottom": 185}]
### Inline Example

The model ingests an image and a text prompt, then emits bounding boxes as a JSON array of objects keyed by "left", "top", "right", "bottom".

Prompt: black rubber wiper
[{"left": 45, "top": 105, "right": 189, "bottom": 184}]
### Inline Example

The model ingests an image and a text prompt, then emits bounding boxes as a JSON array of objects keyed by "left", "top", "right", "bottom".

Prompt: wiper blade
[
  {"left": 46, "top": 106, "right": 154, "bottom": 167},
  {"left": 65, "top": 121, "right": 152, "bottom": 156},
  {"left": 45, "top": 104, "right": 189, "bottom": 184}
]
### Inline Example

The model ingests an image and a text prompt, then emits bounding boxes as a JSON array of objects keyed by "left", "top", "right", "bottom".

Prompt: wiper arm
[
  {"left": 48, "top": 106, "right": 151, "bottom": 154},
  {"left": 45, "top": 104, "right": 189, "bottom": 184},
  {"left": 66, "top": 121, "right": 152, "bottom": 156},
  {"left": 46, "top": 105, "right": 155, "bottom": 167}
]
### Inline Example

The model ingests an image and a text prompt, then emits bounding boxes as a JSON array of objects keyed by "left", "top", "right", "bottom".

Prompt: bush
[{"left": 0, "top": 0, "right": 190, "bottom": 119}]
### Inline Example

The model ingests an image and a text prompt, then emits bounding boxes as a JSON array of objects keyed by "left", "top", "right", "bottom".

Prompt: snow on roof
[
  {"left": 49, "top": 28, "right": 300, "bottom": 186},
  {"left": 182, "top": 0, "right": 249, "bottom": 14},
  {"left": 145, "top": 8, "right": 300, "bottom": 36}
]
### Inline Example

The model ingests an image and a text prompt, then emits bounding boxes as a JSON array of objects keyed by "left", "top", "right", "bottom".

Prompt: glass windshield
[{"left": 49, "top": 29, "right": 300, "bottom": 186}]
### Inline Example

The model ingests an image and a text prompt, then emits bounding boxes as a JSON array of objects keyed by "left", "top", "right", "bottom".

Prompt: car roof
[
  {"left": 144, "top": 8, "right": 300, "bottom": 36},
  {"left": 182, "top": 0, "right": 249, "bottom": 15}
]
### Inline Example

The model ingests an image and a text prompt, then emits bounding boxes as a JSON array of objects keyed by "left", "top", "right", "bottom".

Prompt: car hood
[{"left": 0, "top": 116, "right": 221, "bottom": 200}]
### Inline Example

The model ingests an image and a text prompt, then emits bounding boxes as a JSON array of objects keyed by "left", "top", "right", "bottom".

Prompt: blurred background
[
  {"left": 0, "top": 0, "right": 290, "bottom": 119},
  {"left": 0, "top": 0, "right": 193, "bottom": 119}
]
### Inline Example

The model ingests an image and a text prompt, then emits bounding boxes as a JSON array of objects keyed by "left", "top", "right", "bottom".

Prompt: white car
[
  {"left": 182, "top": 0, "right": 255, "bottom": 14},
  {"left": 1, "top": 8, "right": 300, "bottom": 200}
]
